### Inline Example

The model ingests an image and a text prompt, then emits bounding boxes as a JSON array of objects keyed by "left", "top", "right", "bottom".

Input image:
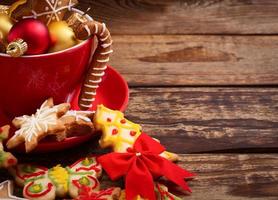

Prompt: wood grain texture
[
  {"left": 1, "top": 154, "right": 277, "bottom": 199},
  {"left": 125, "top": 87, "right": 278, "bottom": 153},
  {"left": 110, "top": 35, "right": 278, "bottom": 86},
  {"left": 76, "top": 0, "right": 278, "bottom": 35},
  {"left": 101, "top": 154, "right": 278, "bottom": 199},
  {"left": 3, "top": 0, "right": 278, "bottom": 34}
]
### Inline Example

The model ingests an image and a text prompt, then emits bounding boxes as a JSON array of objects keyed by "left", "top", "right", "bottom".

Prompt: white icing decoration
[
  {"left": 97, "top": 58, "right": 110, "bottom": 63},
  {"left": 63, "top": 110, "right": 93, "bottom": 122},
  {"left": 14, "top": 100, "right": 59, "bottom": 142},
  {"left": 91, "top": 72, "right": 105, "bottom": 76},
  {"left": 94, "top": 23, "right": 98, "bottom": 34},
  {"left": 80, "top": 103, "right": 92, "bottom": 108},
  {"left": 85, "top": 84, "right": 99, "bottom": 89},
  {"left": 100, "top": 50, "right": 113, "bottom": 56},
  {"left": 84, "top": 25, "right": 91, "bottom": 36},
  {"left": 94, "top": 66, "right": 107, "bottom": 70},
  {"left": 100, "top": 34, "right": 110, "bottom": 42},
  {"left": 81, "top": 98, "right": 96, "bottom": 102},
  {"left": 89, "top": 79, "right": 102, "bottom": 83},
  {"left": 101, "top": 41, "right": 113, "bottom": 48},
  {"left": 85, "top": 91, "right": 97, "bottom": 95},
  {"left": 24, "top": 0, "right": 77, "bottom": 25}
]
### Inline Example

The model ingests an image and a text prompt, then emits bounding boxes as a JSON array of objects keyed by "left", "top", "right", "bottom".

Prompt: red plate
[{"left": 11, "top": 66, "right": 129, "bottom": 153}]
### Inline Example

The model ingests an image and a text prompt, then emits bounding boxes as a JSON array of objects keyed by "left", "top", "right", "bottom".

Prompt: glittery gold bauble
[
  {"left": 48, "top": 21, "right": 78, "bottom": 53},
  {"left": 0, "top": 13, "right": 13, "bottom": 40},
  {"left": 0, "top": 5, "right": 9, "bottom": 14}
]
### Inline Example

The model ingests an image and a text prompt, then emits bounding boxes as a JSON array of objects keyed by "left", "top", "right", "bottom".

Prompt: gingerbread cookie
[
  {"left": 60, "top": 110, "right": 95, "bottom": 137},
  {"left": 0, "top": 180, "right": 27, "bottom": 200},
  {"left": 67, "top": 13, "right": 113, "bottom": 110},
  {"left": 76, "top": 186, "right": 121, "bottom": 200},
  {"left": 119, "top": 183, "right": 181, "bottom": 200},
  {"left": 6, "top": 98, "right": 70, "bottom": 153},
  {"left": 94, "top": 105, "right": 179, "bottom": 162},
  {"left": 10, "top": 0, "right": 78, "bottom": 25},
  {"left": 0, "top": 125, "right": 17, "bottom": 168},
  {"left": 10, "top": 156, "right": 102, "bottom": 200}
]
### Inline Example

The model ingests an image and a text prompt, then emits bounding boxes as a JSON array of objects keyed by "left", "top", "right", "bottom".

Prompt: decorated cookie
[
  {"left": 60, "top": 110, "right": 95, "bottom": 137},
  {"left": 0, "top": 125, "right": 17, "bottom": 168},
  {"left": 9, "top": 156, "right": 102, "bottom": 200},
  {"left": 6, "top": 98, "right": 70, "bottom": 153},
  {"left": 10, "top": 0, "right": 78, "bottom": 25},
  {"left": 119, "top": 183, "right": 181, "bottom": 200},
  {"left": 76, "top": 186, "right": 121, "bottom": 200},
  {"left": 67, "top": 13, "right": 113, "bottom": 110},
  {"left": 0, "top": 180, "right": 27, "bottom": 200},
  {"left": 94, "top": 105, "right": 179, "bottom": 161}
]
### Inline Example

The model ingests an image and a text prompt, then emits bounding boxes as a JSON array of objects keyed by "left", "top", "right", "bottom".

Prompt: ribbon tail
[
  {"left": 160, "top": 158, "right": 195, "bottom": 193},
  {"left": 125, "top": 158, "right": 156, "bottom": 200}
]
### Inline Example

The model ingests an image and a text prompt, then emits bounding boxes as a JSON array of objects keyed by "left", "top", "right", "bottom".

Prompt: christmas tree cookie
[{"left": 94, "top": 105, "right": 179, "bottom": 161}]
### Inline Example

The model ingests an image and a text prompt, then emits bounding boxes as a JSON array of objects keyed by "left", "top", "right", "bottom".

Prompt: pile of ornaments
[{"left": 0, "top": 0, "right": 81, "bottom": 57}]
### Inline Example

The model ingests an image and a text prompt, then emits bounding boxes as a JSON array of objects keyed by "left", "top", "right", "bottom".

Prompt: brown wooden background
[{"left": 1, "top": 0, "right": 278, "bottom": 199}]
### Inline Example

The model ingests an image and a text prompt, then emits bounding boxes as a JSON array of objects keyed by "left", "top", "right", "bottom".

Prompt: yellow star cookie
[
  {"left": 7, "top": 98, "right": 70, "bottom": 153},
  {"left": 94, "top": 105, "right": 179, "bottom": 161}
]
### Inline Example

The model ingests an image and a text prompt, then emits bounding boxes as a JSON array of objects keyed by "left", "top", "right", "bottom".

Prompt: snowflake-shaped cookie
[
  {"left": 6, "top": 98, "right": 70, "bottom": 153},
  {"left": 11, "top": 0, "right": 78, "bottom": 25}
]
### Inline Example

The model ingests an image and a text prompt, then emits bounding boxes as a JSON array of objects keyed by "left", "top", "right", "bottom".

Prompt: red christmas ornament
[{"left": 7, "top": 19, "right": 50, "bottom": 56}]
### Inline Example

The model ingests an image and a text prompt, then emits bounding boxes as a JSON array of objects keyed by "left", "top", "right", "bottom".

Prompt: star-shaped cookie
[
  {"left": 0, "top": 125, "right": 17, "bottom": 168},
  {"left": 6, "top": 98, "right": 70, "bottom": 153},
  {"left": 94, "top": 105, "right": 179, "bottom": 161}
]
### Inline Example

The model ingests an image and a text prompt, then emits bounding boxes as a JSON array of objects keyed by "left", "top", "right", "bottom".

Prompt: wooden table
[{"left": 1, "top": 0, "right": 278, "bottom": 199}]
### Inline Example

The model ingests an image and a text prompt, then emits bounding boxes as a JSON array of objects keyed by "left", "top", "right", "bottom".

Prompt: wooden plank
[
  {"left": 125, "top": 87, "right": 278, "bottom": 153},
  {"left": 2, "top": 0, "right": 278, "bottom": 34},
  {"left": 1, "top": 154, "right": 277, "bottom": 199},
  {"left": 110, "top": 35, "right": 278, "bottom": 86},
  {"left": 175, "top": 154, "right": 278, "bottom": 200},
  {"left": 101, "top": 154, "right": 278, "bottom": 199},
  {"left": 76, "top": 0, "right": 278, "bottom": 34}
]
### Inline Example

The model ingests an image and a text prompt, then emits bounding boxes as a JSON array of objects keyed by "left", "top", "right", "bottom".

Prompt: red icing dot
[
  {"left": 107, "top": 118, "right": 112, "bottom": 122},
  {"left": 0, "top": 127, "right": 3, "bottom": 133},
  {"left": 8, "top": 158, "right": 16, "bottom": 165},
  {"left": 130, "top": 131, "right": 137, "bottom": 136},
  {"left": 126, "top": 147, "right": 134, "bottom": 153},
  {"left": 112, "top": 129, "right": 118, "bottom": 135},
  {"left": 120, "top": 119, "right": 126, "bottom": 124}
]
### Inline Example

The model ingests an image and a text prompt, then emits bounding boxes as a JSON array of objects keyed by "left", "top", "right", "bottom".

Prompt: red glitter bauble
[{"left": 7, "top": 19, "right": 51, "bottom": 55}]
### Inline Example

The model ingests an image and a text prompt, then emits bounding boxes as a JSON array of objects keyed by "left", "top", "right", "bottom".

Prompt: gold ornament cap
[{"left": 6, "top": 38, "right": 28, "bottom": 57}]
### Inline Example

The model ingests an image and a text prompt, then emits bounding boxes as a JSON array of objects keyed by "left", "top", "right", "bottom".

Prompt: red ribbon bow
[{"left": 98, "top": 133, "right": 195, "bottom": 200}]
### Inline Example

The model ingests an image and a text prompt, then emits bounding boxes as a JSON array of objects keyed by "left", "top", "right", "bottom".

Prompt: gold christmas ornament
[
  {"left": 0, "top": 13, "right": 13, "bottom": 40},
  {"left": 6, "top": 38, "right": 28, "bottom": 57},
  {"left": 48, "top": 21, "right": 78, "bottom": 53},
  {"left": 0, "top": 5, "right": 9, "bottom": 14}
]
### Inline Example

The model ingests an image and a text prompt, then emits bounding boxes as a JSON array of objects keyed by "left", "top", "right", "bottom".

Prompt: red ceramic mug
[{"left": 0, "top": 9, "right": 94, "bottom": 124}]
